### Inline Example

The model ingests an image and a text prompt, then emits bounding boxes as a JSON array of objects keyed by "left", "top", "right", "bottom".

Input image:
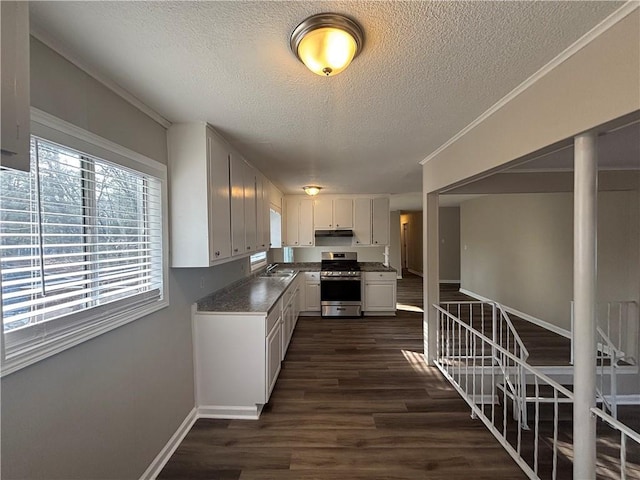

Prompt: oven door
[{"left": 320, "top": 276, "right": 361, "bottom": 317}]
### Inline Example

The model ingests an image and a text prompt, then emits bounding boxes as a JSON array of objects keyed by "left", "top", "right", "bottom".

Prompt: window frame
[
  {"left": 1, "top": 108, "right": 169, "bottom": 376},
  {"left": 250, "top": 251, "right": 268, "bottom": 272}
]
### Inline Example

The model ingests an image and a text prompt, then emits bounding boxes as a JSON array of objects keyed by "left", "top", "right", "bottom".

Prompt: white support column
[
  {"left": 573, "top": 132, "right": 598, "bottom": 480},
  {"left": 424, "top": 192, "right": 440, "bottom": 364}
]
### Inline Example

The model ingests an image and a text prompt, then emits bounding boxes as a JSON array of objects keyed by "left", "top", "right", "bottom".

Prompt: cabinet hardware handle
[
  {"left": 234, "top": 248, "right": 238, "bottom": 252},
  {"left": 215, "top": 251, "right": 220, "bottom": 256},
  {"left": 247, "top": 246, "right": 251, "bottom": 250}
]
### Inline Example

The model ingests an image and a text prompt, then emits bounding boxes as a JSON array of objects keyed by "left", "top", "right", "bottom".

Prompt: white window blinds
[{"left": 1, "top": 136, "right": 164, "bottom": 359}]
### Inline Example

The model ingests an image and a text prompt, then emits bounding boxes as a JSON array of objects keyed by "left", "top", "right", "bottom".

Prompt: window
[
  {"left": 1, "top": 110, "right": 168, "bottom": 374},
  {"left": 250, "top": 251, "right": 267, "bottom": 272}
]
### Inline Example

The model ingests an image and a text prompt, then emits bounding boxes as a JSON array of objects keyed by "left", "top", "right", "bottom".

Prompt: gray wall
[
  {"left": 1, "top": 38, "right": 250, "bottom": 480},
  {"left": 439, "top": 207, "right": 461, "bottom": 282},
  {"left": 460, "top": 191, "right": 639, "bottom": 332}
]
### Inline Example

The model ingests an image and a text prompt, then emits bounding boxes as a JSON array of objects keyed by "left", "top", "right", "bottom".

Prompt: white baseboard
[
  {"left": 139, "top": 407, "right": 198, "bottom": 480},
  {"left": 408, "top": 269, "right": 423, "bottom": 277},
  {"left": 440, "top": 280, "right": 461, "bottom": 284},
  {"left": 459, "top": 288, "right": 572, "bottom": 339},
  {"left": 197, "top": 404, "right": 263, "bottom": 420}
]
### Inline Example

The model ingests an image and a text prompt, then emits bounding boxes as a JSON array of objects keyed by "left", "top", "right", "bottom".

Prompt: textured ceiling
[{"left": 29, "top": 1, "right": 624, "bottom": 198}]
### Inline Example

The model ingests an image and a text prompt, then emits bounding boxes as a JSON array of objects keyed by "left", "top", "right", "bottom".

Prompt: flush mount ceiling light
[
  {"left": 303, "top": 186, "right": 322, "bottom": 196},
  {"left": 290, "top": 13, "right": 364, "bottom": 77}
]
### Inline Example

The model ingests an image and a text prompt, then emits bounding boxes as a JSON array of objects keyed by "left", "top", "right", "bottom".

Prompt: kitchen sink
[{"left": 259, "top": 270, "right": 295, "bottom": 278}]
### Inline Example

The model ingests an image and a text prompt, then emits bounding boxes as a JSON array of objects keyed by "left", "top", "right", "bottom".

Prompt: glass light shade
[
  {"left": 303, "top": 186, "right": 322, "bottom": 196},
  {"left": 297, "top": 27, "right": 358, "bottom": 77}
]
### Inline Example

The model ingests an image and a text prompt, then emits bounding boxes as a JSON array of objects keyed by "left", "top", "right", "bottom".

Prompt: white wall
[
  {"left": 1, "top": 37, "right": 252, "bottom": 480},
  {"left": 460, "top": 191, "right": 639, "bottom": 332},
  {"left": 439, "top": 207, "right": 461, "bottom": 282}
]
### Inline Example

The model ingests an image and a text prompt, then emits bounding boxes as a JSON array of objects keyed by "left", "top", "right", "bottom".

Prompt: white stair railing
[
  {"left": 441, "top": 301, "right": 530, "bottom": 427},
  {"left": 571, "top": 300, "right": 639, "bottom": 419},
  {"left": 435, "top": 303, "right": 640, "bottom": 480}
]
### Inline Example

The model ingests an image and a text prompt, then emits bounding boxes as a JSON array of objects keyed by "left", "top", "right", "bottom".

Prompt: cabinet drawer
[
  {"left": 364, "top": 271, "right": 396, "bottom": 281},
  {"left": 305, "top": 272, "right": 320, "bottom": 281},
  {"left": 266, "top": 301, "right": 282, "bottom": 334}
]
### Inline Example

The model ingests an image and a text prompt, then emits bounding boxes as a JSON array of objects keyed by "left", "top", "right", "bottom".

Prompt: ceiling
[{"left": 29, "top": 1, "right": 627, "bottom": 200}]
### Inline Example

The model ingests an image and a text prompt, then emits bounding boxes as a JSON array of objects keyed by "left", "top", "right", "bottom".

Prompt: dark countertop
[
  {"left": 196, "top": 272, "right": 298, "bottom": 314},
  {"left": 195, "top": 262, "right": 396, "bottom": 314},
  {"left": 359, "top": 262, "right": 397, "bottom": 273}
]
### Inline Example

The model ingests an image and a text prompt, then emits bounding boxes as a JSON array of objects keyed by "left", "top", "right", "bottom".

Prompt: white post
[
  {"left": 573, "top": 132, "right": 598, "bottom": 480},
  {"left": 424, "top": 192, "right": 440, "bottom": 364}
]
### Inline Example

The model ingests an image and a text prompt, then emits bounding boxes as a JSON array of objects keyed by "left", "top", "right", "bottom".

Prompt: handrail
[{"left": 500, "top": 307, "right": 529, "bottom": 360}]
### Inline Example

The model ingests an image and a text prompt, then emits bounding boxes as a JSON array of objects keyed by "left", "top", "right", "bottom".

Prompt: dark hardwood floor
[
  {"left": 159, "top": 273, "right": 636, "bottom": 479},
  {"left": 159, "top": 275, "right": 527, "bottom": 479}
]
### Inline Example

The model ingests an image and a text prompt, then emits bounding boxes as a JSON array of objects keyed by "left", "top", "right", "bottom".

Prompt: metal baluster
[
  {"left": 552, "top": 388, "right": 558, "bottom": 480},
  {"left": 621, "top": 432, "right": 627, "bottom": 480},
  {"left": 534, "top": 377, "right": 540, "bottom": 477}
]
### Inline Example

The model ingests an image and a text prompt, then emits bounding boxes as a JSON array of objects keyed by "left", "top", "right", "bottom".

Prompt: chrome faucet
[{"left": 266, "top": 263, "right": 278, "bottom": 274}]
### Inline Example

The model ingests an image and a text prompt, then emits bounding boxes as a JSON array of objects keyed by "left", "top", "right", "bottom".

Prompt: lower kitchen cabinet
[
  {"left": 363, "top": 271, "right": 397, "bottom": 315},
  {"left": 266, "top": 315, "right": 282, "bottom": 397},
  {"left": 192, "top": 275, "right": 301, "bottom": 419},
  {"left": 301, "top": 271, "right": 320, "bottom": 314}
]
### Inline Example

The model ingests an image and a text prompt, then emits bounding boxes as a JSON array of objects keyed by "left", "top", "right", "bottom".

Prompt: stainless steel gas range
[{"left": 320, "top": 252, "right": 362, "bottom": 317}]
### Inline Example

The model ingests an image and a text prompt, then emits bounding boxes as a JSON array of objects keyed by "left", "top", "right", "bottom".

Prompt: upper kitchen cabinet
[
  {"left": 314, "top": 198, "right": 353, "bottom": 230},
  {"left": 243, "top": 161, "right": 257, "bottom": 254},
  {"left": 284, "top": 197, "right": 313, "bottom": 247},
  {"left": 256, "top": 174, "right": 271, "bottom": 250},
  {"left": 372, "top": 197, "right": 390, "bottom": 245},
  {"left": 168, "top": 123, "right": 231, "bottom": 267},
  {"left": 353, "top": 198, "right": 372, "bottom": 245},
  {"left": 1, "top": 1, "right": 30, "bottom": 172},
  {"left": 229, "top": 153, "right": 246, "bottom": 256}
]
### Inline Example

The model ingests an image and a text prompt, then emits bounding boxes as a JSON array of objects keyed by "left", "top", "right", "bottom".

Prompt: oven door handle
[{"left": 320, "top": 276, "right": 361, "bottom": 281}]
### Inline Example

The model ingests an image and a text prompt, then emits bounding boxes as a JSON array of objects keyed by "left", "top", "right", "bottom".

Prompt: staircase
[{"left": 434, "top": 296, "right": 640, "bottom": 480}]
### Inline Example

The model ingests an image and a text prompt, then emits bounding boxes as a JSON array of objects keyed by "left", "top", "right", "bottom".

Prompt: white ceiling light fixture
[
  {"left": 303, "top": 186, "right": 322, "bottom": 196},
  {"left": 290, "top": 13, "right": 364, "bottom": 77}
]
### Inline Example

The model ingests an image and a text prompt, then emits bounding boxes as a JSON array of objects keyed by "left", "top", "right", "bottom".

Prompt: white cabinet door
[
  {"left": 353, "top": 198, "right": 372, "bottom": 245},
  {"left": 333, "top": 198, "right": 353, "bottom": 229},
  {"left": 281, "top": 300, "right": 293, "bottom": 359},
  {"left": 266, "top": 320, "right": 282, "bottom": 398},
  {"left": 372, "top": 197, "right": 390, "bottom": 245},
  {"left": 313, "top": 198, "right": 333, "bottom": 229},
  {"left": 230, "top": 153, "right": 245, "bottom": 255},
  {"left": 243, "top": 161, "right": 257, "bottom": 253},
  {"left": 207, "top": 128, "right": 231, "bottom": 261},
  {"left": 169, "top": 123, "right": 233, "bottom": 267},
  {"left": 364, "top": 282, "right": 396, "bottom": 311},
  {"left": 284, "top": 197, "right": 299, "bottom": 246},
  {"left": 298, "top": 199, "right": 314, "bottom": 246},
  {"left": 1, "top": 1, "right": 30, "bottom": 172},
  {"left": 363, "top": 272, "right": 397, "bottom": 313},
  {"left": 257, "top": 175, "right": 270, "bottom": 250},
  {"left": 304, "top": 282, "right": 321, "bottom": 311}
]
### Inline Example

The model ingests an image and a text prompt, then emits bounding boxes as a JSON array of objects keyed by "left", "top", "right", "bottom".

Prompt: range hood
[{"left": 315, "top": 229, "right": 354, "bottom": 238}]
